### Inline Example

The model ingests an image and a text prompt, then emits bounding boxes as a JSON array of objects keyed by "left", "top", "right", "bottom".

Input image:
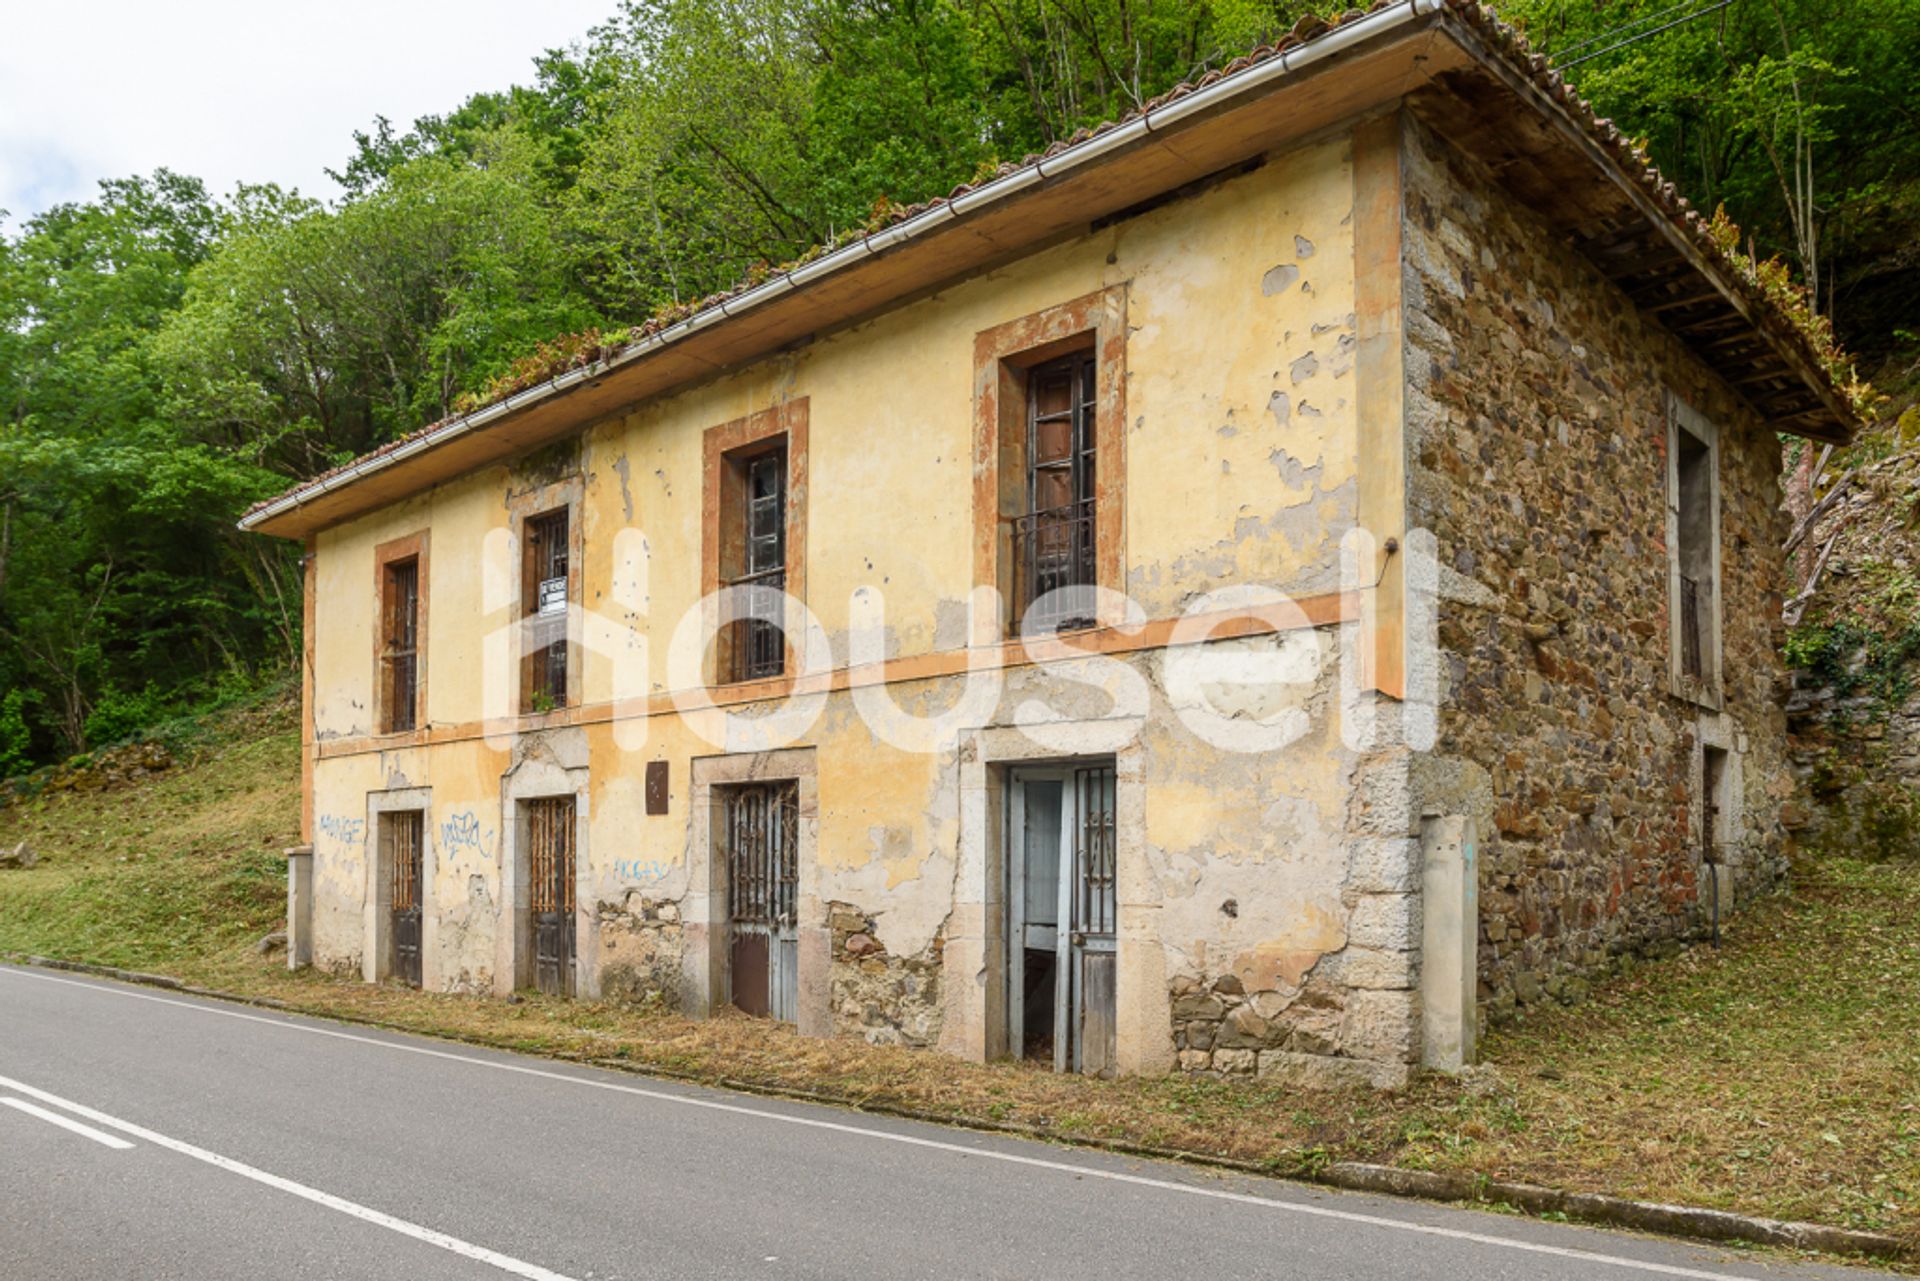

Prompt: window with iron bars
[
  {"left": 523, "top": 508, "right": 570, "bottom": 711},
  {"left": 726, "top": 448, "right": 786, "bottom": 682},
  {"left": 1015, "top": 353, "right": 1097, "bottom": 632},
  {"left": 381, "top": 556, "right": 419, "bottom": 733}
]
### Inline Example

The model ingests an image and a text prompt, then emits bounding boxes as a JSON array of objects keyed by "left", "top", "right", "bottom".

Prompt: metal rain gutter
[{"left": 238, "top": 0, "right": 1440, "bottom": 532}]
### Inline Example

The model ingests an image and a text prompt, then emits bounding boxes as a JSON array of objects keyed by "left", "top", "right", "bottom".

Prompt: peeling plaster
[
  {"left": 611, "top": 453, "right": 635, "bottom": 522},
  {"left": 1261, "top": 263, "right": 1300, "bottom": 295},
  {"left": 1267, "top": 447, "right": 1326, "bottom": 490}
]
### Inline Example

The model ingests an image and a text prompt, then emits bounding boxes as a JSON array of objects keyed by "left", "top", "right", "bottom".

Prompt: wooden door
[
  {"left": 388, "top": 811, "right": 424, "bottom": 988},
  {"left": 726, "top": 783, "right": 798, "bottom": 1021},
  {"left": 527, "top": 797, "right": 576, "bottom": 997},
  {"left": 1068, "top": 765, "right": 1117, "bottom": 1078}
]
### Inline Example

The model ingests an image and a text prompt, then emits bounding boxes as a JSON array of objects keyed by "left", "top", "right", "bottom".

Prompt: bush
[
  {"left": 0, "top": 689, "right": 37, "bottom": 779},
  {"left": 82, "top": 683, "right": 176, "bottom": 750}
]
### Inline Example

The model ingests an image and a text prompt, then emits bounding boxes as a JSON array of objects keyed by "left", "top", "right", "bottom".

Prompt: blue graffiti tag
[
  {"left": 440, "top": 810, "right": 495, "bottom": 861},
  {"left": 614, "top": 859, "right": 672, "bottom": 882},
  {"left": 316, "top": 814, "right": 364, "bottom": 845}
]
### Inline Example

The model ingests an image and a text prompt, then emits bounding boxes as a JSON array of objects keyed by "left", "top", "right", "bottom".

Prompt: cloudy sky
[{"left": 0, "top": 0, "right": 616, "bottom": 228}]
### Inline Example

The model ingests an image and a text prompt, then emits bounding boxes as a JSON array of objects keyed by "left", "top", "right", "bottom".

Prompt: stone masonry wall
[
  {"left": 1400, "top": 113, "right": 1796, "bottom": 1025},
  {"left": 829, "top": 899, "right": 944, "bottom": 1047},
  {"left": 597, "top": 895, "right": 686, "bottom": 1007}
]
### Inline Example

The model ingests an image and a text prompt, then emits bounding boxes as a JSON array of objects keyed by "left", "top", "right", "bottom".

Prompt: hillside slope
[{"left": 0, "top": 695, "right": 297, "bottom": 970}]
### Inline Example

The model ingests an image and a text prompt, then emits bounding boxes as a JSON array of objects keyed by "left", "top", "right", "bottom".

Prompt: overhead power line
[
  {"left": 1559, "top": 0, "right": 1736, "bottom": 69},
  {"left": 1551, "top": 0, "right": 1710, "bottom": 60}
]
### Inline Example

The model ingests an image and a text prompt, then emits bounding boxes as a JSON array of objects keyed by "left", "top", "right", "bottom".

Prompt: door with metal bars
[
  {"left": 526, "top": 796, "right": 576, "bottom": 997},
  {"left": 724, "top": 782, "right": 799, "bottom": 1022},
  {"left": 385, "top": 811, "right": 425, "bottom": 988},
  {"left": 1005, "top": 762, "right": 1117, "bottom": 1076}
]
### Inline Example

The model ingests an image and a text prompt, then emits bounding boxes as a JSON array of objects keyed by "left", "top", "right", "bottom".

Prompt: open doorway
[{"left": 1005, "top": 762, "right": 1116, "bottom": 1076}]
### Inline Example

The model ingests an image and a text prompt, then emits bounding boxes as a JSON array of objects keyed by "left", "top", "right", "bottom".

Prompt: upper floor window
[
  {"left": 726, "top": 445, "right": 787, "bottom": 682},
  {"left": 373, "top": 531, "right": 427, "bottom": 734},
  {"left": 971, "top": 288, "right": 1126, "bottom": 645},
  {"left": 1667, "top": 397, "right": 1721, "bottom": 702},
  {"left": 701, "top": 400, "right": 809, "bottom": 689},
  {"left": 1017, "top": 353, "right": 1098, "bottom": 632},
  {"left": 380, "top": 556, "right": 420, "bottom": 732},
  {"left": 523, "top": 507, "right": 571, "bottom": 712}
]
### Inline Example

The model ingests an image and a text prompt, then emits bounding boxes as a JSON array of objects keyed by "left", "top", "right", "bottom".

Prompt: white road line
[
  {"left": 0, "top": 1070, "right": 579, "bottom": 1281},
  {"left": 2, "top": 1096, "right": 135, "bottom": 1149},
  {"left": 1, "top": 965, "right": 1771, "bottom": 1281}
]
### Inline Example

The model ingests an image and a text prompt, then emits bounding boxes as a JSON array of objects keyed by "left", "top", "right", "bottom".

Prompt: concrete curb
[
  {"left": 6, "top": 952, "right": 1907, "bottom": 1265},
  {"left": 13, "top": 954, "right": 291, "bottom": 1011},
  {"left": 1316, "top": 1163, "right": 1908, "bottom": 1261}
]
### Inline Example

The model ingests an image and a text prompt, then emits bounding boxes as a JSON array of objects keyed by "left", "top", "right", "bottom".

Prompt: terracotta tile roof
[{"left": 242, "top": 0, "right": 1860, "bottom": 529}]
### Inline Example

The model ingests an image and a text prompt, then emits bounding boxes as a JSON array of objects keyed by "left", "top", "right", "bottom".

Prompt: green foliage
[
  {"left": 157, "top": 144, "right": 600, "bottom": 468},
  {"left": 83, "top": 684, "right": 174, "bottom": 750},
  {"left": 1501, "top": 0, "right": 1920, "bottom": 367},
  {"left": 0, "top": 690, "right": 37, "bottom": 779},
  {"left": 1783, "top": 618, "right": 1920, "bottom": 714}
]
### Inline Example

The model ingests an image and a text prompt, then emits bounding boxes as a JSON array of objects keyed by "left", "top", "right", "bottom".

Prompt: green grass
[
  {"left": 0, "top": 695, "right": 297, "bottom": 967},
  {"left": 0, "top": 698, "right": 1914, "bottom": 1254}
]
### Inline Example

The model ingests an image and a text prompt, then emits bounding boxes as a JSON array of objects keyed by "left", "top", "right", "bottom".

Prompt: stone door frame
[
  {"left": 495, "top": 731, "right": 593, "bottom": 997},
  {"left": 943, "top": 719, "right": 1164, "bottom": 1074},
  {"left": 682, "top": 747, "right": 825, "bottom": 1036},
  {"left": 363, "top": 785, "right": 434, "bottom": 988}
]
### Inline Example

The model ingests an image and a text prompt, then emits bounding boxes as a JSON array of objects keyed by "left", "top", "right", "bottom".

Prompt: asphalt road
[{"left": 0, "top": 964, "right": 1892, "bottom": 1281}]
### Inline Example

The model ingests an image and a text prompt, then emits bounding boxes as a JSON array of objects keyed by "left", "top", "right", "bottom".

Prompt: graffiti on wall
[
  {"left": 439, "top": 810, "right": 495, "bottom": 861},
  {"left": 613, "top": 859, "right": 672, "bottom": 882},
  {"left": 316, "top": 814, "right": 364, "bottom": 846}
]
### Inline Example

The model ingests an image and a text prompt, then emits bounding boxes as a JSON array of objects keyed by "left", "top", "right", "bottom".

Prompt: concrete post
[
  {"left": 285, "top": 844, "right": 314, "bottom": 971},
  {"left": 1420, "top": 815, "right": 1477, "bottom": 1071}
]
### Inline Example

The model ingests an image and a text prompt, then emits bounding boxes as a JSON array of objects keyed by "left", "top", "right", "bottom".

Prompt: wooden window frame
[
  {"left": 1017, "top": 351, "right": 1101, "bottom": 633},
  {"left": 507, "top": 480, "right": 584, "bottom": 717},
  {"left": 972, "top": 287, "right": 1127, "bottom": 643},
  {"left": 701, "top": 399, "right": 809, "bottom": 688},
  {"left": 372, "top": 531, "right": 429, "bottom": 737}
]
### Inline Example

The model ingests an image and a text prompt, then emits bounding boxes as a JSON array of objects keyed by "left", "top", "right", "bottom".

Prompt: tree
[
  {"left": 0, "top": 172, "right": 284, "bottom": 755},
  {"left": 159, "top": 139, "right": 599, "bottom": 476},
  {"left": 1504, "top": 0, "right": 1920, "bottom": 358}
]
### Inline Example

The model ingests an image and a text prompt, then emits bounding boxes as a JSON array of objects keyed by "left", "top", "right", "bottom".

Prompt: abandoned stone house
[{"left": 242, "top": 1, "right": 1857, "bottom": 1088}]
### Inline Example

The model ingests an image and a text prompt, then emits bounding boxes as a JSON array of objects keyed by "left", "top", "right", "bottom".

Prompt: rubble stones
[{"left": 828, "top": 900, "right": 942, "bottom": 1048}]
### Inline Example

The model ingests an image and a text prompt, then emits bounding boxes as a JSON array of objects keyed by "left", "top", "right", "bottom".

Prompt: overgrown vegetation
[
  {"left": 1782, "top": 445, "right": 1920, "bottom": 860},
  {"left": 3, "top": 0, "right": 1912, "bottom": 772},
  {"left": 0, "top": 705, "right": 1914, "bottom": 1246},
  {"left": 1787, "top": 616, "right": 1920, "bottom": 716},
  {"left": 0, "top": 689, "right": 297, "bottom": 966}
]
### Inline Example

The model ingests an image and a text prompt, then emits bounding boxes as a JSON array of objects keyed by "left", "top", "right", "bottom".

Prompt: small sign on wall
[{"left": 537, "top": 576, "right": 568, "bottom": 617}]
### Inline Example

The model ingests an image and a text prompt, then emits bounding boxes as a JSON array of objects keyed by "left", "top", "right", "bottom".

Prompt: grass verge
[{"left": 1, "top": 697, "right": 1914, "bottom": 1254}]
